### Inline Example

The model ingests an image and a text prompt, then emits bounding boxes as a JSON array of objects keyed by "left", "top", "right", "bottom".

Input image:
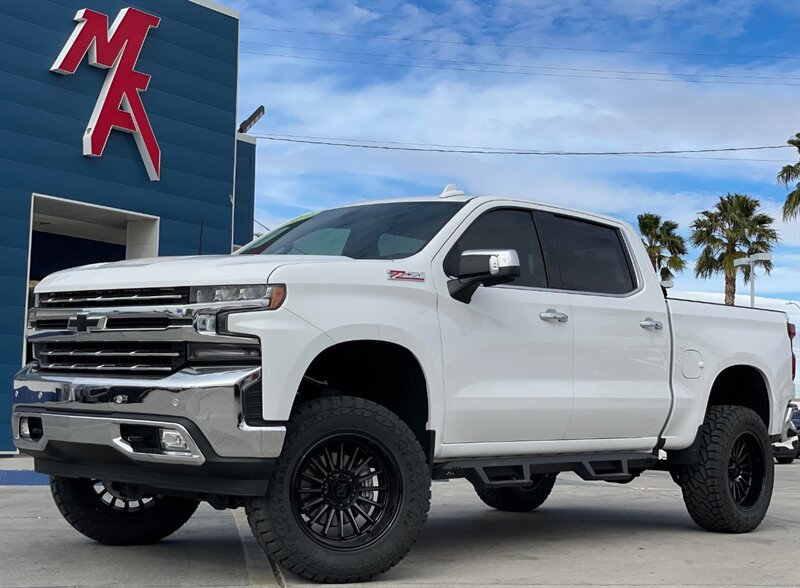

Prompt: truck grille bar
[
  {"left": 35, "top": 342, "right": 186, "bottom": 374},
  {"left": 38, "top": 288, "right": 190, "bottom": 308}
]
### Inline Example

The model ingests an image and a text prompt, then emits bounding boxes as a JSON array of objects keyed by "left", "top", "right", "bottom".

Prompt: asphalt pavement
[{"left": 1, "top": 460, "right": 798, "bottom": 587}]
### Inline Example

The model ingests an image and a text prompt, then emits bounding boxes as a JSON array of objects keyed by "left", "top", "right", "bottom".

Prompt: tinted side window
[
  {"left": 445, "top": 209, "right": 547, "bottom": 288},
  {"left": 542, "top": 215, "right": 635, "bottom": 294}
]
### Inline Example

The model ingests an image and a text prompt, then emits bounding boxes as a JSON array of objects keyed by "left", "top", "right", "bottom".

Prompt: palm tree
[
  {"left": 777, "top": 132, "right": 800, "bottom": 220},
  {"left": 690, "top": 194, "right": 778, "bottom": 305},
  {"left": 636, "top": 213, "right": 687, "bottom": 281}
]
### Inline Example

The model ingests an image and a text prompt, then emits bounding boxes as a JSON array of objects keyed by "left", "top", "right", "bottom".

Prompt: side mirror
[{"left": 448, "top": 249, "right": 521, "bottom": 303}]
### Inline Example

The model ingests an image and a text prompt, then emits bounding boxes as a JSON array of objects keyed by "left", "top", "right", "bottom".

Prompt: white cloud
[{"left": 232, "top": 0, "right": 799, "bottom": 297}]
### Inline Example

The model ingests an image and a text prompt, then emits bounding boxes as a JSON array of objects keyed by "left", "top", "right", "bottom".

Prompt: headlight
[{"left": 190, "top": 284, "right": 286, "bottom": 309}]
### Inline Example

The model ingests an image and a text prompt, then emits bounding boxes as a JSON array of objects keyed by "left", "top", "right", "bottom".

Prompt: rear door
[{"left": 534, "top": 212, "right": 672, "bottom": 440}]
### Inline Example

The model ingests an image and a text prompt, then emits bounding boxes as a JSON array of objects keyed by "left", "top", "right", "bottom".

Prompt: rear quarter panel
[{"left": 663, "top": 298, "right": 794, "bottom": 448}]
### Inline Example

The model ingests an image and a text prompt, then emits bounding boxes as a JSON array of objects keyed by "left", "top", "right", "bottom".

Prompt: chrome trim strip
[
  {"left": 39, "top": 363, "right": 174, "bottom": 372},
  {"left": 28, "top": 329, "right": 255, "bottom": 345},
  {"left": 41, "top": 293, "right": 184, "bottom": 304},
  {"left": 39, "top": 351, "right": 180, "bottom": 357},
  {"left": 31, "top": 299, "right": 269, "bottom": 317}
]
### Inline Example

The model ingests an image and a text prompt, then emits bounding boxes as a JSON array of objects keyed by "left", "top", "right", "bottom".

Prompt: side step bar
[{"left": 432, "top": 452, "right": 659, "bottom": 487}]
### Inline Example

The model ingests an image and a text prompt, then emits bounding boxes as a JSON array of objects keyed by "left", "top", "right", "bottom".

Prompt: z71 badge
[{"left": 387, "top": 270, "right": 425, "bottom": 282}]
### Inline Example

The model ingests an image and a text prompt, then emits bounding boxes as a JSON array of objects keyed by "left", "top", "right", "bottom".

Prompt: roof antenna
[{"left": 439, "top": 183, "right": 465, "bottom": 198}]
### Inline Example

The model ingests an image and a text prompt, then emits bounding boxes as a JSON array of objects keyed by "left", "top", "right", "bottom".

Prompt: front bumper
[{"left": 12, "top": 364, "right": 285, "bottom": 496}]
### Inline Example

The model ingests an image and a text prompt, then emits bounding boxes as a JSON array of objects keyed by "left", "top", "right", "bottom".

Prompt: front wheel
[
  {"left": 676, "top": 405, "right": 773, "bottom": 533},
  {"left": 246, "top": 396, "right": 431, "bottom": 583},
  {"left": 50, "top": 477, "right": 199, "bottom": 545},
  {"left": 775, "top": 456, "right": 795, "bottom": 465}
]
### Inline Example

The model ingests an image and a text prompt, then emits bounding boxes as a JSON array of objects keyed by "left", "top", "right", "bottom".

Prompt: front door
[{"left": 436, "top": 206, "right": 575, "bottom": 445}]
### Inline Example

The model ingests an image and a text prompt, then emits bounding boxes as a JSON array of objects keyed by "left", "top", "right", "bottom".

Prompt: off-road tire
[
  {"left": 50, "top": 476, "right": 199, "bottom": 545},
  {"left": 676, "top": 405, "right": 773, "bottom": 533},
  {"left": 775, "top": 456, "right": 795, "bottom": 465},
  {"left": 246, "top": 396, "right": 431, "bottom": 583},
  {"left": 470, "top": 473, "right": 557, "bottom": 512}
]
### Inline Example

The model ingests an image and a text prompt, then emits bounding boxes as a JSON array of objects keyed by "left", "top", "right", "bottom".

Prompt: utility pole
[{"left": 733, "top": 252, "right": 772, "bottom": 307}]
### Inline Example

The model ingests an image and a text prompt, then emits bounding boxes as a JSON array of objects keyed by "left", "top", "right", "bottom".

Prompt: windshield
[{"left": 238, "top": 201, "right": 465, "bottom": 259}]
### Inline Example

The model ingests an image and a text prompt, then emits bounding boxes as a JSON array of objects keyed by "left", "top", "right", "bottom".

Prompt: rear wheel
[
  {"left": 776, "top": 456, "right": 795, "bottom": 465},
  {"left": 676, "top": 405, "right": 773, "bottom": 533},
  {"left": 470, "top": 473, "right": 557, "bottom": 512},
  {"left": 50, "top": 476, "right": 199, "bottom": 545},
  {"left": 246, "top": 396, "right": 430, "bottom": 583}
]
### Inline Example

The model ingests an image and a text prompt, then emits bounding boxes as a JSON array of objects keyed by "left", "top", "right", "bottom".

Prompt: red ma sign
[{"left": 51, "top": 8, "right": 162, "bottom": 181}]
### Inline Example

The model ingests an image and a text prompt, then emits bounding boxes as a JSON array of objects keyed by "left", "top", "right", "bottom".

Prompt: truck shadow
[
  {"left": 383, "top": 502, "right": 703, "bottom": 581},
  {"left": 277, "top": 501, "right": 703, "bottom": 585}
]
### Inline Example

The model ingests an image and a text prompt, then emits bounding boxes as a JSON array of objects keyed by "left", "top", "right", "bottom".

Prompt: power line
[
  {"left": 251, "top": 133, "right": 789, "bottom": 160},
  {"left": 242, "top": 51, "right": 800, "bottom": 86},
  {"left": 240, "top": 41, "right": 795, "bottom": 81},
  {"left": 240, "top": 26, "right": 800, "bottom": 61},
  {"left": 261, "top": 132, "right": 789, "bottom": 153},
  {"left": 254, "top": 217, "right": 270, "bottom": 231}
]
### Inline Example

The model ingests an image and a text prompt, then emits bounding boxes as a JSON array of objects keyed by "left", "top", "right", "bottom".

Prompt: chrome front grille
[
  {"left": 31, "top": 316, "right": 193, "bottom": 331},
  {"left": 29, "top": 287, "right": 261, "bottom": 377},
  {"left": 34, "top": 341, "right": 186, "bottom": 374},
  {"left": 38, "top": 287, "right": 190, "bottom": 308}
]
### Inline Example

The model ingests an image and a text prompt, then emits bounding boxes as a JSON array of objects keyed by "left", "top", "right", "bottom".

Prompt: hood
[{"left": 36, "top": 255, "right": 349, "bottom": 293}]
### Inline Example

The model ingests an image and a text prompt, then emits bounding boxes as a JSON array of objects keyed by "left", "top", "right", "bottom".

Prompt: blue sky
[{"left": 228, "top": 0, "right": 799, "bottom": 300}]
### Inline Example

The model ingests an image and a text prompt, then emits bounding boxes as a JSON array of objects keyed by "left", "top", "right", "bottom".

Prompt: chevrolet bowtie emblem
[{"left": 67, "top": 313, "right": 106, "bottom": 333}]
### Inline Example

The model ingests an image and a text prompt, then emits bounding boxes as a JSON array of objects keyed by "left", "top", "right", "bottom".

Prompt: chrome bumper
[{"left": 12, "top": 364, "right": 286, "bottom": 465}]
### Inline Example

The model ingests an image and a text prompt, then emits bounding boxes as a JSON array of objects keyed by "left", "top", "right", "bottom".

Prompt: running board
[{"left": 432, "top": 452, "right": 658, "bottom": 487}]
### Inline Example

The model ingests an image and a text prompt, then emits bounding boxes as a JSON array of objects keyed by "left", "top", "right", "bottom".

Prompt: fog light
[
  {"left": 159, "top": 428, "right": 190, "bottom": 454},
  {"left": 19, "top": 417, "right": 31, "bottom": 440}
]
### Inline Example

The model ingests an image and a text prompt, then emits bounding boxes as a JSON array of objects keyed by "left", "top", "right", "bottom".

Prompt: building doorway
[{"left": 25, "top": 194, "right": 161, "bottom": 360}]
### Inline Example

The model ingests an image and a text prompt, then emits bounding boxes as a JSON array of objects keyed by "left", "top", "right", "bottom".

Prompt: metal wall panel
[{"left": 0, "top": 0, "right": 252, "bottom": 450}]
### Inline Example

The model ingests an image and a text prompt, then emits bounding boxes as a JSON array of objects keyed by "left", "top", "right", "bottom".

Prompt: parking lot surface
[{"left": 1, "top": 463, "right": 798, "bottom": 587}]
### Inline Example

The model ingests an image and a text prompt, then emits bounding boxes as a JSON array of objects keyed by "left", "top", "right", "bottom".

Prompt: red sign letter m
[{"left": 52, "top": 8, "right": 161, "bottom": 181}]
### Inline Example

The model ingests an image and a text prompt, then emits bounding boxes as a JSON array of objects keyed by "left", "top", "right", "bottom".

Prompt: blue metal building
[{"left": 0, "top": 0, "right": 256, "bottom": 451}]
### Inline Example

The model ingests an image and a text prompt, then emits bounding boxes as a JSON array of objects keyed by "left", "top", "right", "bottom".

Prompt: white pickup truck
[{"left": 13, "top": 188, "right": 797, "bottom": 583}]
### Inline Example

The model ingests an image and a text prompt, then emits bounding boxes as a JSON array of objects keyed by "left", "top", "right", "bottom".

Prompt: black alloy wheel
[
  {"left": 245, "top": 396, "right": 431, "bottom": 583},
  {"left": 50, "top": 475, "right": 199, "bottom": 545},
  {"left": 291, "top": 433, "right": 402, "bottom": 549},
  {"left": 675, "top": 405, "right": 774, "bottom": 533},
  {"left": 92, "top": 479, "right": 161, "bottom": 512},
  {"left": 727, "top": 433, "right": 766, "bottom": 508}
]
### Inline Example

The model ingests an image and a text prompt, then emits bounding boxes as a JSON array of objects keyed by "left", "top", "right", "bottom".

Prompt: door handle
[
  {"left": 539, "top": 310, "right": 568, "bottom": 323},
  {"left": 639, "top": 318, "right": 663, "bottom": 330}
]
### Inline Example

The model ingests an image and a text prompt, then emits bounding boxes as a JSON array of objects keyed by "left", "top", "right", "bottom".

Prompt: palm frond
[
  {"left": 783, "top": 186, "right": 800, "bottom": 221},
  {"left": 778, "top": 133, "right": 800, "bottom": 221},
  {"left": 778, "top": 163, "right": 800, "bottom": 186},
  {"left": 694, "top": 247, "right": 721, "bottom": 279}
]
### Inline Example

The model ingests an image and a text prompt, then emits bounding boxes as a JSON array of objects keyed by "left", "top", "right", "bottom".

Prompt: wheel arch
[
  {"left": 706, "top": 364, "right": 771, "bottom": 429},
  {"left": 294, "top": 339, "right": 434, "bottom": 459}
]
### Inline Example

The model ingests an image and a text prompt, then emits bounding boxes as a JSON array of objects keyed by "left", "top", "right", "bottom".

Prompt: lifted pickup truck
[{"left": 13, "top": 188, "right": 797, "bottom": 583}]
